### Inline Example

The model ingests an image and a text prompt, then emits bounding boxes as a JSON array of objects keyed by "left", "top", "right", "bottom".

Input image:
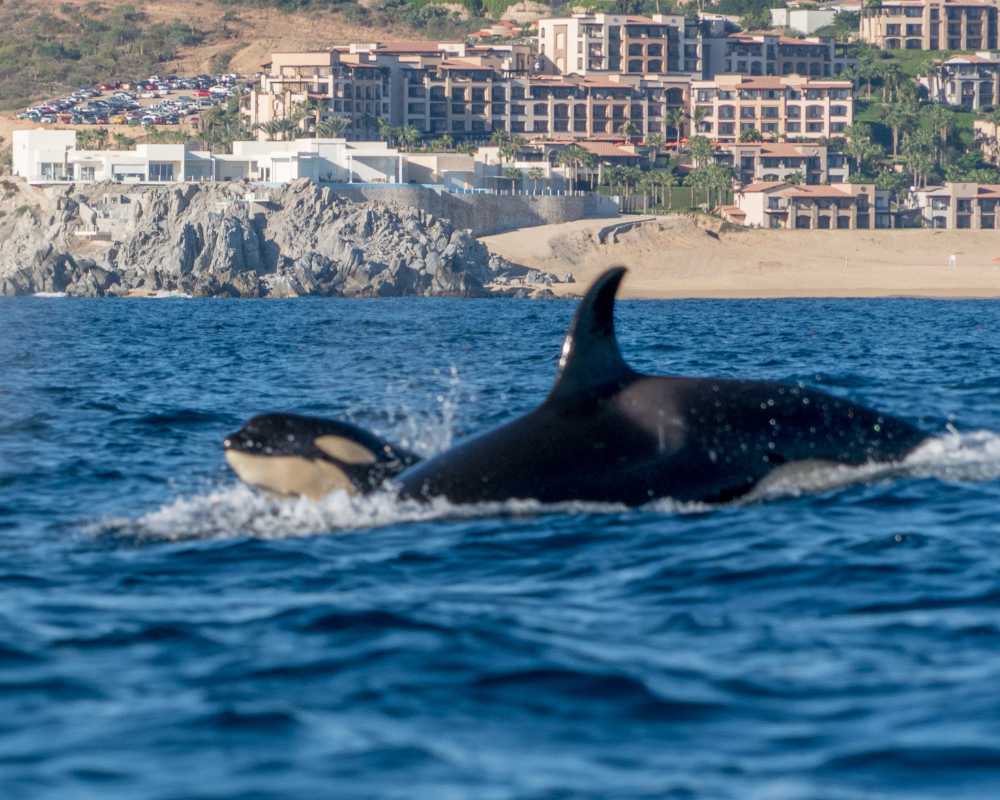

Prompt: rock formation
[{"left": 0, "top": 178, "right": 543, "bottom": 298}]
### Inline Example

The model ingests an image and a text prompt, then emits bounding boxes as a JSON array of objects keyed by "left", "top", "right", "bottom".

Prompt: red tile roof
[
  {"left": 741, "top": 181, "right": 789, "bottom": 193},
  {"left": 724, "top": 142, "right": 822, "bottom": 156}
]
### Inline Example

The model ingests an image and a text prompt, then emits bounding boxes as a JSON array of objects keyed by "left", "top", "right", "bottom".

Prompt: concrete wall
[{"left": 324, "top": 185, "right": 619, "bottom": 235}]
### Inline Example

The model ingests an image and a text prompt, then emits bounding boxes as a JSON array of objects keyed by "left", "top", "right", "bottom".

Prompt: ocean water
[{"left": 1, "top": 293, "right": 999, "bottom": 800}]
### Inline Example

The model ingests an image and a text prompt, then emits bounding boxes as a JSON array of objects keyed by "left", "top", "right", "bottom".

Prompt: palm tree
[
  {"left": 432, "top": 133, "right": 455, "bottom": 151},
  {"left": 112, "top": 132, "right": 133, "bottom": 150},
  {"left": 880, "top": 98, "right": 917, "bottom": 157},
  {"left": 740, "top": 128, "right": 763, "bottom": 143},
  {"left": 638, "top": 173, "right": 657, "bottom": 211},
  {"left": 688, "top": 135, "right": 714, "bottom": 169},
  {"left": 557, "top": 144, "right": 595, "bottom": 193},
  {"left": 667, "top": 107, "right": 686, "bottom": 148},
  {"left": 657, "top": 170, "right": 679, "bottom": 210},
  {"left": 315, "top": 116, "right": 350, "bottom": 139},
  {"left": 399, "top": 125, "right": 421, "bottom": 151},
  {"left": 619, "top": 119, "right": 640, "bottom": 142},
  {"left": 645, "top": 133, "right": 664, "bottom": 166},
  {"left": 902, "top": 130, "right": 935, "bottom": 188},
  {"left": 527, "top": 166, "right": 545, "bottom": 193},
  {"left": 844, "top": 123, "right": 882, "bottom": 174},
  {"left": 377, "top": 117, "right": 400, "bottom": 147},
  {"left": 501, "top": 165, "right": 522, "bottom": 192},
  {"left": 855, "top": 46, "right": 880, "bottom": 100},
  {"left": 879, "top": 63, "right": 905, "bottom": 103},
  {"left": 690, "top": 107, "right": 709, "bottom": 137},
  {"left": 621, "top": 165, "right": 643, "bottom": 197}
]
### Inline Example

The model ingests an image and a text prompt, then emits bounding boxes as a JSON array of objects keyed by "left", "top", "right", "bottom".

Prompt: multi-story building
[
  {"left": 860, "top": 0, "right": 999, "bottom": 51},
  {"left": 691, "top": 74, "right": 853, "bottom": 142},
  {"left": 925, "top": 52, "right": 1000, "bottom": 110},
  {"left": 729, "top": 181, "right": 892, "bottom": 228},
  {"left": 247, "top": 43, "right": 690, "bottom": 142},
  {"left": 912, "top": 182, "right": 1000, "bottom": 227},
  {"left": 721, "top": 34, "right": 855, "bottom": 77},
  {"left": 536, "top": 13, "right": 727, "bottom": 78},
  {"left": 715, "top": 142, "right": 850, "bottom": 184},
  {"left": 402, "top": 69, "right": 688, "bottom": 139},
  {"left": 770, "top": 7, "right": 838, "bottom": 35},
  {"left": 245, "top": 42, "right": 533, "bottom": 140}
]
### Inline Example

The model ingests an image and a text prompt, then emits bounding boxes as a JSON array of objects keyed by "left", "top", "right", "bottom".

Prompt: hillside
[{"left": 0, "top": 0, "right": 474, "bottom": 113}]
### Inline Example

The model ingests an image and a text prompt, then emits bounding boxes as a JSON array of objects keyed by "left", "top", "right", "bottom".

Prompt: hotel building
[
  {"left": 245, "top": 43, "right": 533, "bottom": 136},
  {"left": 246, "top": 42, "right": 690, "bottom": 142},
  {"left": 729, "top": 181, "right": 892, "bottom": 229},
  {"left": 715, "top": 142, "right": 850, "bottom": 184},
  {"left": 690, "top": 75, "right": 854, "bottom": 143},
  {"left": 860, "top": 0, "right": 999, "bottom": 51},
  {"left": 925, "top": 51, "right": 1000, "bottom": 110},
  {"left": 912, "top": 182, "right": 1000, "bottom": 227},
  {"left": 536, "top": 13, "right": 714, "bottom": 77},
  {"left": 722, "top": 34, "right": 855, "bottom": 77}
]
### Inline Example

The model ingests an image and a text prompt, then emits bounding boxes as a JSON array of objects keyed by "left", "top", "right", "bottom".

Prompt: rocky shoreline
[{"left": 0, "top": 178, "right": 567, "bottom": 298}]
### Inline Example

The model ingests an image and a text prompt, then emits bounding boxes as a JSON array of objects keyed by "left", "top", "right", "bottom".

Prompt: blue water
[{"left": 1, "top": 295, "right": 999, "bottom": 800}]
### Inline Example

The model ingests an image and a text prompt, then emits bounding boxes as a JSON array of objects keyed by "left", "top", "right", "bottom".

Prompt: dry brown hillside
[
  {"left": 0, "top": 0, "right": 441, "bottom": 152},
  {"left": 0, "top": 0, "right": 432, "bottom": 110}
]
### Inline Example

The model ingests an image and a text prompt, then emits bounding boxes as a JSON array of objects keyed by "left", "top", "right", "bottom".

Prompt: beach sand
[{"left": 480, "top": 215, "right": 1000, "bottom": 299}]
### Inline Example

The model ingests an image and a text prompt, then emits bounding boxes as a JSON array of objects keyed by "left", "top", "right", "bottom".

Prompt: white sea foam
[
  {"left": 32, "top": 292, "right": 67, "bottom": 298},
  {"left": 745, "top": 428, "right": 1000, "bottom": 501},
  {"left": 94, "top": 430, "right": 1000, "bottom": 542},
  {"left": 94, "top": 484, "right": 651, "bottom": 542}
]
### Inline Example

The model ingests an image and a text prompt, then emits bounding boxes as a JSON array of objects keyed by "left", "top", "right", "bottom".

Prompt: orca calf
[
  {"left": 223, "top": 413, "right": 418, "bottom": 500},
  {"left": 224, "top": 267, "right": 928, "bottom": 505}
]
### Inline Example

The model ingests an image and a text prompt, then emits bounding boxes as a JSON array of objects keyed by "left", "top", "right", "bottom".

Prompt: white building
[
  {"left": 12, "top": 130, "right": 409, "bottom": 186},
  {"left": 770, "top": 7, "right": 838, "bottom": 34},
  {"left": 11, "top": 129, "right": 576, "bottom": 192}
]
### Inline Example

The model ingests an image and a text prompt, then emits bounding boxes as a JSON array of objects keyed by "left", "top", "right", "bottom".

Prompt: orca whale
[
  {"left": 223, "top": 413, "right": 418, "bottom": 500},
  {"left": 224, "top": 267, "right": 928, "bottom": 505}
]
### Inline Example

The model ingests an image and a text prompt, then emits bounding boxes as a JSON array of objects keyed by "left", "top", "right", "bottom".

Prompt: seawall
[{"left": 324, "top": 185, "right": 619, "bottom": 236}]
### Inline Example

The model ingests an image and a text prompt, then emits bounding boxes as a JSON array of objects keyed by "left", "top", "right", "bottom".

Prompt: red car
[{"left": 193, "top": 89, "right": 210, "bottom": 98}]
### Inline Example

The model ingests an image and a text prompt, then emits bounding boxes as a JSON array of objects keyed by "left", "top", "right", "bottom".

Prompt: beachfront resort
[{"left": 13, "top": 3, "right": 1000, "bottom": 231}]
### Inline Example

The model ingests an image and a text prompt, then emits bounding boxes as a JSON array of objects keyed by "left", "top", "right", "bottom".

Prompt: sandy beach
[{"left": 481, "top": 215, "right": 1000, "bottom": 299}]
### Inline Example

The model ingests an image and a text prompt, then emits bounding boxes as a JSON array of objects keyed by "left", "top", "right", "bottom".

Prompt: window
[
  {"left": 149, "top": 163, "right": 175, "bottom": 182},
  {"left": 40, "top": 162, "right": 70, "bottom": 180},
  {"left": 78, "top": 165, "right": 96, "bottom": 181}
]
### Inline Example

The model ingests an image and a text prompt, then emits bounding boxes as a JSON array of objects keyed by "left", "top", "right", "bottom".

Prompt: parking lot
[{"left": 17, "top": 72, "right": 248, "bottom": 128}]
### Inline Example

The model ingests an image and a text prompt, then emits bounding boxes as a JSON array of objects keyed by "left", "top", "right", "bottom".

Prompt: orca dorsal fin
[{"left": 547, "top": 266, "right": 635, "bottom": 403}]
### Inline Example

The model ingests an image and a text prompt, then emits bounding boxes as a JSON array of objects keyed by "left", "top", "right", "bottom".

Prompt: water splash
[
  {"left": 92, "top": 484, "right": 647, "bottom": 542},
  {"left": 746, "top": 429, "right": 1000, "bottom": 501},
  {"left": 91, "top": 430, "right": 1000, "bottom": 542},
  {"left": 386, "top": 365, "right": 469, "bottom": 457}
]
